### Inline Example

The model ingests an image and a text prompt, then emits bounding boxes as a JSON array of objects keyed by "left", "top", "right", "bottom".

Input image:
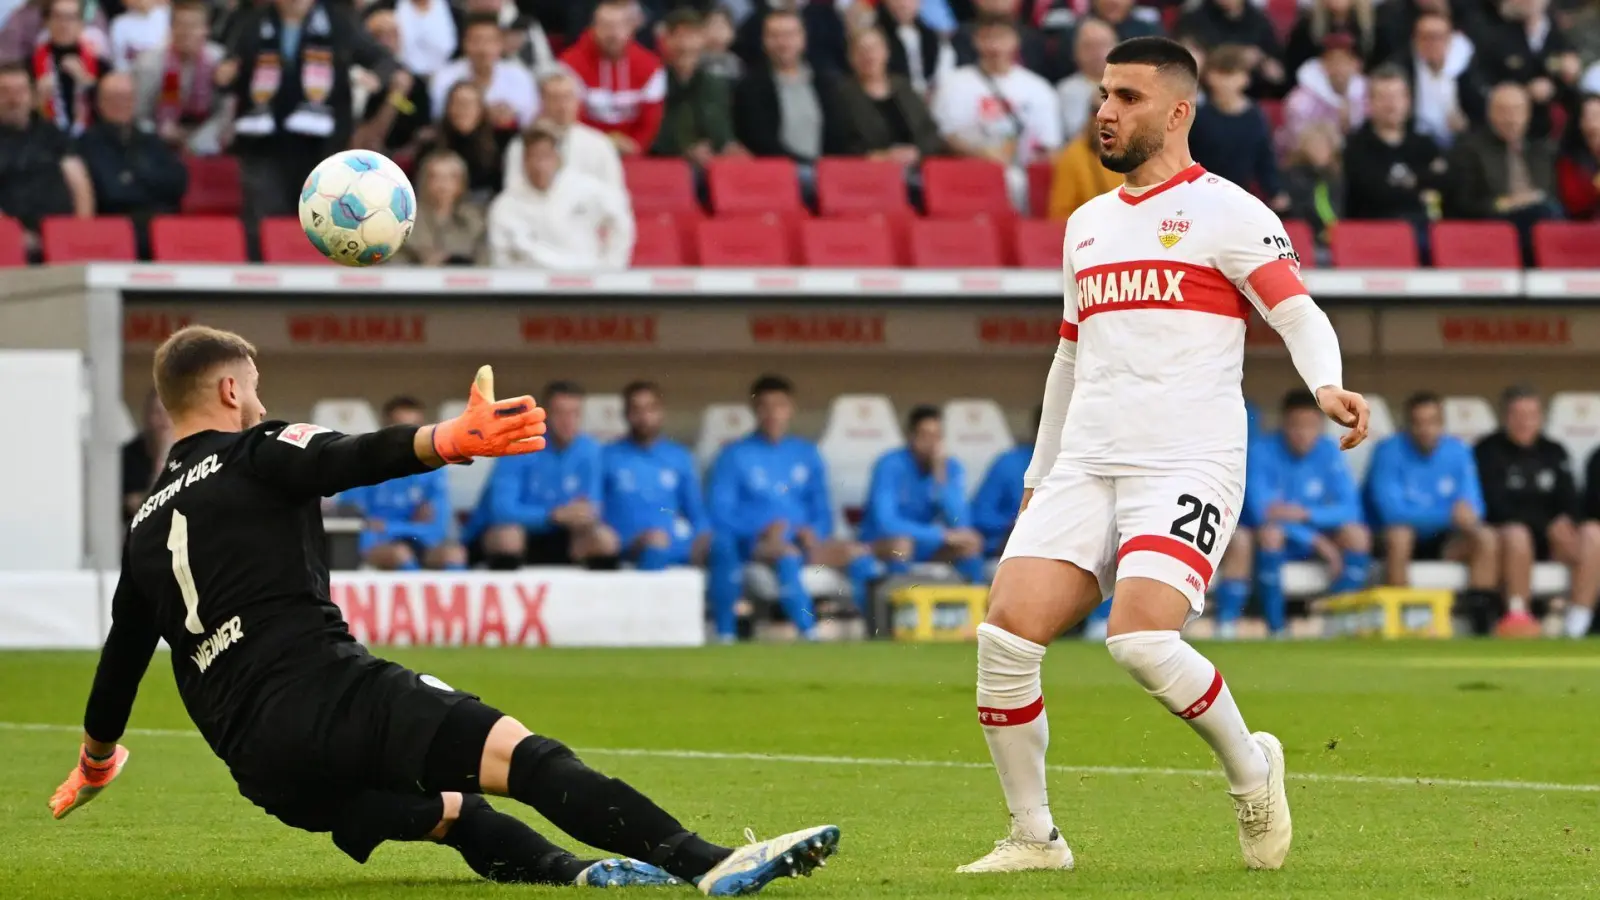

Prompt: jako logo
[
  {"left": 1186, "top": 574, "right": 1204, "bottom": 592},
  {"left": 1075, "top": 238, "right": 1095, "bottom": 251}
]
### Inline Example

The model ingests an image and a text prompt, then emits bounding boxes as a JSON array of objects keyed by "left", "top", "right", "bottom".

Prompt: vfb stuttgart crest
[{"left": 1158, "top": 217, "right": 1191, "bottom": 249}]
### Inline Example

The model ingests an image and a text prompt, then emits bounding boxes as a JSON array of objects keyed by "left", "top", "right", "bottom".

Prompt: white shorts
[{"left": 1001, "top": 464, "right": 1244, "bottom": 613}]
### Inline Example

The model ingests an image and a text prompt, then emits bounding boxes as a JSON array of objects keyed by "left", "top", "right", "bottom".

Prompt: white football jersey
[{"left": 1058, "top": 164, "right": 1306, "bottom": 483}]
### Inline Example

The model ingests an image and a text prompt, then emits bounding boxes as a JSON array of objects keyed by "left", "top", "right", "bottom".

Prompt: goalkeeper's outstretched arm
[{"left": 244, "top": 366, "right": 549, "bottom": 499}]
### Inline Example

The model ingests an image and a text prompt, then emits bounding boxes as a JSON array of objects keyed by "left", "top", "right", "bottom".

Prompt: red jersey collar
[{"left": 1117, "top": 163, "right": 1206, "bottom": 206}]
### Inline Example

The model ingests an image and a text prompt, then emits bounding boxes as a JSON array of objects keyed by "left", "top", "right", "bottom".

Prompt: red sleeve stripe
[
  {"left": 1246, "top": 258, "right": 1309, "bottom": 311},
  {"left": 1116, "top": 534, "right": 1214, "bottom": 586},
  {"left": 1059, "top": 320, "right": 1078, "bottom": 341}
]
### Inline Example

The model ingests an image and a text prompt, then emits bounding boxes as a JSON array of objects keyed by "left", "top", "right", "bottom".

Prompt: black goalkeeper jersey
[{"left": 83, "top": 420, "right": 433, "bottom": 761}]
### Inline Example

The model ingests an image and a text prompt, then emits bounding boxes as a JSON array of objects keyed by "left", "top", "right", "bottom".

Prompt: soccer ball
[{"left": 298, "top": 150, "right": 416, "bottom": 266}]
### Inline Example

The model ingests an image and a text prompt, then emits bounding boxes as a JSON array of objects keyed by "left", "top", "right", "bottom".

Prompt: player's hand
[
  {"left": 1316, "top": 386, "right": 1369, "bottom": 450},
  {"left": 431, "top": 366, "right": 547, "bottom": 464},
  {"left": 49, "top": 744, "right": 129, "bottom": 820}
]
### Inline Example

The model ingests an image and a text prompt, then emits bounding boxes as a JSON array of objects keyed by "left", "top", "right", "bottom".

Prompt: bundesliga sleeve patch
[{"left": 277, "top": 423, "right": 330, "bottom": 448}]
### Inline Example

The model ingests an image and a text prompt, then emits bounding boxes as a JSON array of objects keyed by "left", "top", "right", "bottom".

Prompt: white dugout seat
[
  {"left": 696, "top": 403, "right": 755, "bottom": 470},
  {"left": 1326, "top": 394, "right": 1393, "bottom": 482},
  {"left": 438, "top": 399, "right": 494, "bottom": 513},
  {"left": 309, "top": 398, "right": 380, "bottom": 434},
  {"left": 1547, "top": 392, "right": 1600, "bottom": 486},
  {"left": 818, "top": 394, "right": 903, "bottom": 515},
  {"left": 582, "top": 394, "right": 627, "bottom": 443},
  {"left": 1276, "top": 561, "right": 1569, "bottom": 598},
  {"left": 943, "top": 399, "right": 1015, "bottom": 496},
  {"left": 1442, "top": 395, "right": 1496, "bottom": 445}
]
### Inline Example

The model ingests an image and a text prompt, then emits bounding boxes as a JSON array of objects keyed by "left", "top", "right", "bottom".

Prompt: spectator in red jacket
[
  {"left": 559, "top": 0, "right": 665, "bottom": 156},
  {"left": 1556, "top": 93, "right": 1600, "bottom": 220}
]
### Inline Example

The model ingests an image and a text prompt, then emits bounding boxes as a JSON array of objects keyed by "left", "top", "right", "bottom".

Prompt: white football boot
[
  {"left": 956, "top": 827, "right": 1074, "bottom": 873},
  {"left": 1230, "top": 731, "right": 1292, "bottom": 869}
]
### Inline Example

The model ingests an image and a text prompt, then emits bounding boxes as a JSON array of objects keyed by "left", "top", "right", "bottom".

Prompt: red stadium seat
[
  {"left": 922, "top": 158, "right": 1015, "bottom": 222},
  {"left": 631, "top": 215, "right": 687, "bottom": 266},
  {"left": 1013, "top": 219, "right": 1065, "bottom": 269},
  {"left": 1026, "top": 163, "right": 1053, "bottom": 219},
  {"left": 815, "top": 158, "right": 911, "bottom": 218},
  {"left": 634, "top": 210, "right": 699, "bottom": 265},
  {"left": 622, "top": 158, "right": 699, "bottom": 215},
  {"left": 707, "top": 158, "right": 806, "bottom": 217},
  {"left": 259, "top": 216, "right": 332, "bottom": 263},
  {"left": 0, "top": 216, "right": 26, "bottom": 266},
  {"left": 800, "top": 218, "right": 896, "bottom": 267},
  {"left": 1281, "top": 219, "right": 1317, "bottom": 268},
  {"left": 41, "top": 216, "right": 136, "bottom": 263},
  {"left": 909, "top": 219, "right": 1002, "bottom": 268},
  {"left": 180, "top": 155, "right": 243, "bottom": 216},
  {"left": 150, "top": 215, "right": 247, "bottom": 262},
  {"left": 1533, "top": 221, "right": 1600, "bottom": 268},
  {"left": 1430, "top": 221, "right": 1521, "bottom": 268},
  {"left": 1328, "top": 220, "right": 1420, "bottom": 268},
  {"left": 697, "top": 217, "right": 793, "bottom": 266},
  {"left": 833, "top": 210, "right": 913, "bottom": 265}
]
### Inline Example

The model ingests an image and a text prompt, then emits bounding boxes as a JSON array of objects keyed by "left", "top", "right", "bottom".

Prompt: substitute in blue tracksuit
[
  {"left": 1367, "top": 391, "right": 1496, "bottom": 589},
  {"left": 1237, "top": 390, "right": 1371, "bottom": 634},
  {"left": 860, "top": 405, "right": 986, "bottom": 583},
  {"left": 342, "top": 397, "right": 466, "bottom": 570},
  {"left": 602, "top": 381, "right": 710, "bottom": 570},
  {"left": 705, "top": 375, "right": 881, "bottom": 641},
  {"left": 972, "top": 411, "right": 1033, "bottom": 558},
  {"left": 466, "top": 381, "right": 621, "bottom": 569}
]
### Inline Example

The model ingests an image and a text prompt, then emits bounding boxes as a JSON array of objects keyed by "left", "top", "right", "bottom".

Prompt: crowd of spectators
[
  {"left": 119, "top": 377, "right": 1600, "bottom": 641},
  {"left": 1, "top": 0, "right": 1597, "bottom": 266}
]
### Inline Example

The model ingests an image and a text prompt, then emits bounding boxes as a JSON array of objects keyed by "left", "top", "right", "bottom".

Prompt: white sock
[
  {"left": 1565, "top": 605, "right": 1594, "bottom": 639},
  {"left": 1106, "top": 630, "right": 1269, "bottom": 795},
  {"left": 975, "top": 623, "right": 1055, "bottom": 842},
  {"left": 1507, "top": 596, "right": 1529, "bottom": 615}
]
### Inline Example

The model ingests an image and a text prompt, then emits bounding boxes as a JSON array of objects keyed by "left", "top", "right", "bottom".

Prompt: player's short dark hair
[
  {"left": 749, "top": 374, "right": 794, "bottom": 398},
  {"left": 153, "top": 325, "right": 258, "bottom": 415},
  {"left": 1405, "top": 391, "right": 1442, "bottom": 415},
  {"left": 621, "top": 380, "right": 660, "bottom": 409},
  {"left": 542, "top": 380, "right": 584, "bottom": 401},
  {"left": 1501, "top": 384, "right": 1540, "bottom": 409},
  {"left": 662, "top": 8, "right": 703, "bottom": 31},
  {"left": 382, "top": 395, "right": 424, "bottom": 419},
  {"left": 972, "top": 13, "right": 1016, "bottom": 33},
  {"left": 462, "top": 12, "right": 501, "bottom": 34},
  {"left": 907, "top": 404, "right": 942, "bottom": 431},
  {"left": 1105, "top": 36, "right": 1200, "bottom": 90},
  {"left": 1281, "top": 389, "right": 1320, "bottom": 415}
]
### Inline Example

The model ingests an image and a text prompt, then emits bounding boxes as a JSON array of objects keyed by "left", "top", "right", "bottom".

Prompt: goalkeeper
[{"left": 51, "top": 325, "right": 838, "bottom": 895}]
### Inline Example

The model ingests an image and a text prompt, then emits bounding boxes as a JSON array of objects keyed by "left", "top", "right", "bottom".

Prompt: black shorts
[
  {"left": 227, "top": 652, "right": 504, "bottom": 834},
  {"left": 468, "top": 526, "right": 576, "bottom": 566},
  {"left": 1412, "top": 531, "right": 1452, "bottom": 561}
]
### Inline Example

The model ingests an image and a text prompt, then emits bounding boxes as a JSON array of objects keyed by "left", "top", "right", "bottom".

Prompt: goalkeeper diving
[{"left": 51, "top": 325, "right": 840, "bottom": 894}]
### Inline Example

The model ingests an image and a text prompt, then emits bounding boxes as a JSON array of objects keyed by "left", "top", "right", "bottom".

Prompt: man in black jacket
[
  {"left": 1341, "top": 64, "right": 1450, "bottom": 254},
  {"left": 1474, "top": 386, "right": 1600, "bottom": 638},
  {"left": 731, "top": 8, "right": 844, "bottom": 165},
  {"left": 78, "top": 71, "right": 189, "bottom": 258},
  {"left": 222, "top": 0, "right": 402, "bottom": 253}
]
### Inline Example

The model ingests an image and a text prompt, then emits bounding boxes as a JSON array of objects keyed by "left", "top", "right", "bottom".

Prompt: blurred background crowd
[{"left": 0, "top": 0, "right": 1597, "bottom": 265}]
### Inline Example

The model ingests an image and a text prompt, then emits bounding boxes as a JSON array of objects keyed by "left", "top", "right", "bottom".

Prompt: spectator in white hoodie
[
  {"left": 502, "top": 69, "right": 626, "bottom": 197},
  {"left": 487, "top": 123, "right": 634, "bottom": 269}
]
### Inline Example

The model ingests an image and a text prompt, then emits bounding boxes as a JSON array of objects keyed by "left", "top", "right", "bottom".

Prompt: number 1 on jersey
[{"left": 168, "top": 510, "right": 204, "bottom": 634}]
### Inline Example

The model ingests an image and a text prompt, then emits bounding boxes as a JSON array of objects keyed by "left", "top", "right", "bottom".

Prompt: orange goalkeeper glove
[
  {"left": 431, "top": 365, "right": 548, "bottom": 465},
  {"left": 50, "top": 744, "right": 129, "bottom": 820}
]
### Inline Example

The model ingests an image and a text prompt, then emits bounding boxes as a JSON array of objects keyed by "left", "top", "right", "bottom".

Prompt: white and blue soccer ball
[{"left": 298, "top": 149, "right": 416, "bottom": 266}]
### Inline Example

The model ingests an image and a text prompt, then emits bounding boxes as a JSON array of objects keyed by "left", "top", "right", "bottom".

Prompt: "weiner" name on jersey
[
  {"left": 192, "top": 615, "right": 244, "bottom": 673},
  {"left": 130, "top": 454, "right": 225, "bottom": 530}
]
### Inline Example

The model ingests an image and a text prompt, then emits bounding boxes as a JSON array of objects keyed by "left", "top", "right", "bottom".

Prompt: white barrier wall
[
  {"left": 0, "top": 352, "right": 84, "bottom": 571},
  {"left": 0, "top": 569, "right": 705, "bottom": 649}
]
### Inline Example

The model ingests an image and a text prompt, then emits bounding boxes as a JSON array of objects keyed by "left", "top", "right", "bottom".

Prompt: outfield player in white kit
[{"left": 961, "top": 37, "right": 1370, "bottom": 874}]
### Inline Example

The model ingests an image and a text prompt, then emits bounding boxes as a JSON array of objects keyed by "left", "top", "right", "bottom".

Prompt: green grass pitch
[{"left": 2, "top": 640, "right": 1597, "bottom": 899}]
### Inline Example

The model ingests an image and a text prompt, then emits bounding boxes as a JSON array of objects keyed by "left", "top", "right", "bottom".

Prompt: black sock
[
  {"left": 506, "top": 736, "right": 732, "bottom": 882},
  {"left": 444, "top": 795, "right": 593, "bottom": 885}
]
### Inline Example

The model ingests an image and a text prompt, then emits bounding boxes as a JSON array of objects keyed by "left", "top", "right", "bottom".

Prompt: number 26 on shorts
[{"left": 1169, "top": 494, "right": 1222, "bottom": 555}]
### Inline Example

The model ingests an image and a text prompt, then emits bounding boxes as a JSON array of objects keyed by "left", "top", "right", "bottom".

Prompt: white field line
[{"left": 4, "top": 721, "right": 1596, "bottom": 794}]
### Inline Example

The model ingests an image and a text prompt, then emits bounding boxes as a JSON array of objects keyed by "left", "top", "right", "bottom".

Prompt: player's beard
[{"left": 1098, "top": 125, "right": 1164, "bottom": 174}]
